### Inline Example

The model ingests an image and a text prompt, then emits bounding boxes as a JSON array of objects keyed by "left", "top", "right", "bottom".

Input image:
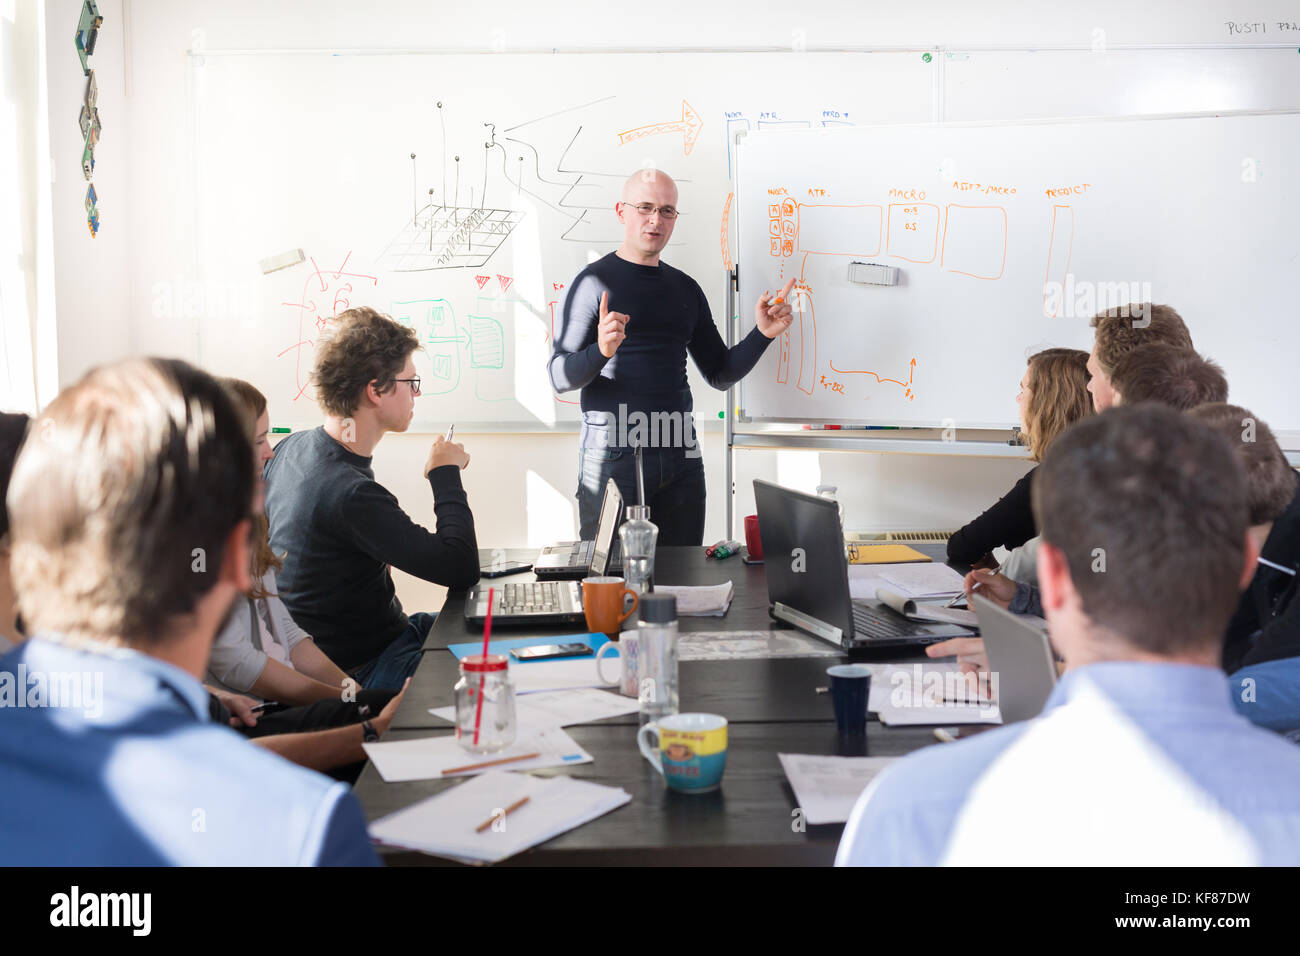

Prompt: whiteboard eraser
[
  {"left": 259, "top": 248, "right": 306, "bottom": 274},
  {"left": 848, "top": 261, "right": 899, "bottom": 286}
]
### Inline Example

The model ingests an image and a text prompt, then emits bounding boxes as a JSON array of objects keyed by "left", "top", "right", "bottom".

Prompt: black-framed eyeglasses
[
  {"left": 621, "top": 201, "right": 679, "bottom": 220},
  {"left": 393, "top": 377, "right": 422, "bottom": 396}
]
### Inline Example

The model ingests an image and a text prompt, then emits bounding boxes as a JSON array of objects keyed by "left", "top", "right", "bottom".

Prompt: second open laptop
[
  {"left": 466, "top": 479, "right": 626, "bottom": 626},
  {"left": 533, "top": 478, "right": 623, "bottom": 580},
  {"left": 754, "top": 479, "right": 975, "bottom": 650}
]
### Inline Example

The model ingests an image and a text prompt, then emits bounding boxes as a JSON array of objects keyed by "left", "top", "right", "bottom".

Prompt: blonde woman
[
  {"left": 946, "top": 348, "right": 1092, "bottom": 568},
  {"left": 207, "top": 378, "right": 371, "bottom": 707}
]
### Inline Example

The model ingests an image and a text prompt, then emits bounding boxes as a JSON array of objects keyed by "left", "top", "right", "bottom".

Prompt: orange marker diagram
[
  {"left": 941, "top": 204, "right": 1007, "bottom": 280},
  {"left": 761, "top": 191, "right": 912, "bottom": 399},
  {"left": 617, "top": 99, "right": 703, "bottom": 155},
  {"left": 1042, "top": 205, "right": 1074, "bottom": 317},
  {"left": 776, "top": 278, "right": 817, "bottom": 396},
  {"left": 886, "top": 203, "right": 940, "bottom": 263},
  {"left": 830, "top": 357, "right": 918, "bottom": 402}
]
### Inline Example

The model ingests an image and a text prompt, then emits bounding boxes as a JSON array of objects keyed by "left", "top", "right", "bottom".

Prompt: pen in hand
[
  {"left": 445, "top": 424, "right": 455, "bottom": 442},
  {"left": 947, "top": 580, "right": 982, "bottom": 608}
]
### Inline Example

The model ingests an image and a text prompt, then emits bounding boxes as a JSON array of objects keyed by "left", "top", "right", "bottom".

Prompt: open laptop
[
  {"left": 465, "top": 480, "right": 626, "bottom": 626},
  {"left": 533, "top": 478, "right": 623, "bottom": 580},
  {"left": 971, "top": 594, "right": 1059, "bottom": 723},
  {"left": 754, "top": 479, "right": 975, "bottom": 650}
]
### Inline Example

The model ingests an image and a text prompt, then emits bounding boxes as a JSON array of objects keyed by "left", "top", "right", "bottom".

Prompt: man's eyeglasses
[
  {"left": 622, "top": 201, "right": 679, "bottom": 220},
  {"left": 394, "top": 377, "right": 422, "bottom": 396}
]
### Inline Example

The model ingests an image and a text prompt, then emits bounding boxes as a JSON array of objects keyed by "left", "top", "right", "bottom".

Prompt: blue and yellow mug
[{"left": 637, "top": 713, "right": 728, "bottom": 793}]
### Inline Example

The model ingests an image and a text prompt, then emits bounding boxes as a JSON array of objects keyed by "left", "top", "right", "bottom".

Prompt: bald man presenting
[{"left": 549, "top": 170, "right": 794, "bottom": 545}]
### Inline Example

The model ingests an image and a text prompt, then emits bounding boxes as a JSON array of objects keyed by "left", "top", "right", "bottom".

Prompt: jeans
[
  {"left": 1230, "top": 657, "right": 1300, "bottom": 734},
  {"left": 351, "top": 612, "right": 436, "bottom": 691},
  {"left": 577, "top": 441, "right": 706, "bottom": 547}
]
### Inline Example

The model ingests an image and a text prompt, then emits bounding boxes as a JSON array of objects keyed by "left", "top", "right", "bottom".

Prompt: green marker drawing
[{"left": 922, "top": 52, "right": 932, "bottom": 63}]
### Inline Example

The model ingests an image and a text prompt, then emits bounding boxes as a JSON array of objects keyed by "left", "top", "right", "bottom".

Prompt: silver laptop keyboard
[{"left": 498, "top": 581, "right": 564, "bottom": 613}]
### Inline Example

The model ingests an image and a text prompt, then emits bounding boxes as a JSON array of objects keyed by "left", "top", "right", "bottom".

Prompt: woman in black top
[{"left": 947, "top": 348, "right": 1092, "bottom": 566}]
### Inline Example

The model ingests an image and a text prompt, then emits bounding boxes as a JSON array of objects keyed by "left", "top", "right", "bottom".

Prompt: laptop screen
[
  {"left": 753, "top": 479, "right": 855, "bottom": 639},
  {"left": 590, "top": 478, "right": 623, "bottom": 574}
]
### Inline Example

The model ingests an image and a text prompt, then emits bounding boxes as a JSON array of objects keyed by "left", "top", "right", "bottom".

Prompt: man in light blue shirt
[
  {"left": 838, "top": 404, "right": 1300, "bottom": 866},
  {"left": 0, "top": 358, "right": 378, "bottom": 865}
]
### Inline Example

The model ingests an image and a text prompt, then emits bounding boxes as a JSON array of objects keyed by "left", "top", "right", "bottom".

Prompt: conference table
[{"left": 353, "top": 544, "right": 962, "bottom": 865}]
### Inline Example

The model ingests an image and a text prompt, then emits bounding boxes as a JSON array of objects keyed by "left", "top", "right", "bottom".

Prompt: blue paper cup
[{"left": 827, "top": 664, "right": 872, "bottom": 735}]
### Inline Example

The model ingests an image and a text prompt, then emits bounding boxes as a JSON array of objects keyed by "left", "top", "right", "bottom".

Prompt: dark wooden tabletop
[{"left": 355, "top": 542, "right": 955, "bottom": 866}]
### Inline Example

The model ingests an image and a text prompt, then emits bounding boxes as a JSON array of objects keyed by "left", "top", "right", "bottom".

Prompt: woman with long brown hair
[
  {"left": 207, "top": 378, "right": 360, "bottom": 704},
  {"left": 946, "top": 348, "right": 1092, "bottom": 567}
]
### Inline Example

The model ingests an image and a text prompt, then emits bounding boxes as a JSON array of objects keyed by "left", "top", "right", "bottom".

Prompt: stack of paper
[
  {"left": 428, "top": 688, "right": 638, "bottom": 731},
  {"left": 777, "top": 754, "right": 897, "bottom": 825},
  {"left": 876, "top": 588, "right": 978, "bottom": 628},
  {"left": 362, "top": 727, "right": 593, "bottom": 783},
  {"left": 847, "top": 566, "right": 890, "bottom": 601},
  {"left": 508, "top": 657, "right": 617, "bottom": 694},
  {"left": 676, "top": 630, "right": 842, "bottom": 661},
  {"left": 653, "top": 581, "right": 734, "bottom": 616},
  {"left": 369, "top": 770, "right": 631, "bottom": 864},
  {"left": 878, "top": 563, "right": 966, "bottom": 599},
  {"left": 868, "top": 662, "right": 1001, "bottom": 726}
]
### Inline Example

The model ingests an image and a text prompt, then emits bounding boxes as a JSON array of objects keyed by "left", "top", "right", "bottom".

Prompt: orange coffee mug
[{"left": 582, "top": 576, "right": 638, "bottom": 635}]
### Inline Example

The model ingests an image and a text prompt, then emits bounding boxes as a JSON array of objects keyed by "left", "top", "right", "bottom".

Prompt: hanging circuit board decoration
[{"left": 77, "top": 3, "right": 102, "bottom": 237}]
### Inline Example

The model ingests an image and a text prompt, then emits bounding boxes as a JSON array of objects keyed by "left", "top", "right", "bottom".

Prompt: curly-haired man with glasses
[{"left": 265, "top": 307, "right": 478, "bottom": 690}]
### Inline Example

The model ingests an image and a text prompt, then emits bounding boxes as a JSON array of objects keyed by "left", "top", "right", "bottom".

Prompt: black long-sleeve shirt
[
  {"left": 946, "top": 468, "right": 1038, "bottom": 565},
  {"left": 549, "top": 252, "right": 771, "bottom": 428},
  {"left": 264, "top": 427, "right": 478, "bottom": 670}
]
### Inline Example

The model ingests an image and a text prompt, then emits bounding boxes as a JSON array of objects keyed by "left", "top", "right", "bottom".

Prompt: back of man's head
[
  {"left": 7, "top": 358, "right": 254, "bottom": 648},
  {"left": 1187, "top": 403, "right": 1296, "bottom": 527},
  {"left": 1089, "top": 303, "right": 1192, "bottom": 376},
  {"left": 1032, "top": 403, "right": 1248, "bottom": 656},
  {"left": 1110, "top": 344, "right": 1228, "bottom": 410}
]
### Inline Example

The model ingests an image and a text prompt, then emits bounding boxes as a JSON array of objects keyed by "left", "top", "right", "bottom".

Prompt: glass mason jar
[{"left": 453, "top": 654, "right": 516, "bottom": 754}]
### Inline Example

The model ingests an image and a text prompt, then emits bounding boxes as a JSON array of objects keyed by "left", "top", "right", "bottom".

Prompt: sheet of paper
[
  {"left": 369, "top": 770, "right": 632, "bottom": 865},
  {"left": 676, "top": 630, "right": 843, "bottom": 661},
  {"left": 847, "top": 566, "right": 890, "bottom": 601},
  {"left": 879, "top": 563, "right": 966, "bottom": 598},
  {"left": 362, "top": 727, "right": 593, "bottom": 783},
  {"left": 429, "top": 687, "right": 638, "bottom": 730},
  {"left": 869, "top": 662, "right": 1001, "bottom": 726},
  {"left": 653, "top": 581, "right": 734, "bottom": 616},
  {"left": 777, "top": 754, "right": 897, "bottom": 825},
  {"left": 507, "top": 657, "right": 616, "bottom": 694}
]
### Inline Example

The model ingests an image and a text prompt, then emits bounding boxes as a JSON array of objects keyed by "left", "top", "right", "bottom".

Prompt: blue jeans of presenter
[{"left": 577, "top": 415, "right": 706, "bottom": 547}]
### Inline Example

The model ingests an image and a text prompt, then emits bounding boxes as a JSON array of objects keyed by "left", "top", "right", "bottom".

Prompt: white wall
[{"left": 47, "top": 0, "right": 1295, "bottom": 612}]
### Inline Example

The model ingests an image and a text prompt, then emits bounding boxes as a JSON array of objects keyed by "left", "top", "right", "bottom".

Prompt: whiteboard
[
  {"left": 189, "top": 52, "right": 932, "bottom": 428},
  {"left": 734, "top": 111, "right": 1300, "bottom": 440}
]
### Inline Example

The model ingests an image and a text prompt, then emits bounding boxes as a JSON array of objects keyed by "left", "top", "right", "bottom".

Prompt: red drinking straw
[{"left": 472, "top": 586, "right": 494, "bottom": 746}]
